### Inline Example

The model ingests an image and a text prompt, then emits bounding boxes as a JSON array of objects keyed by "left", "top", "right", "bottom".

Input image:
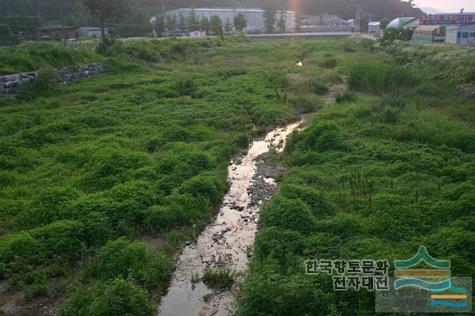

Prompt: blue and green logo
[{"left": 394, "top": 246, "right": 469, "bottom": 309}]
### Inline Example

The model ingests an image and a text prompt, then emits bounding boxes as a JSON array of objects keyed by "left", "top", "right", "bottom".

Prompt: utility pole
[{"left": 355, "top": 3, "right": 362, "bottom": 33}]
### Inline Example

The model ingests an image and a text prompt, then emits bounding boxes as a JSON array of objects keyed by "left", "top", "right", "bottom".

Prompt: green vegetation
[
  {"left": 0, "top": 37, "right": 319, "bottom": 313},
  {"left": 1, "top": 36, "right": 474, "bottom": 315},
  {"left": 0, "top": 42, "right": 102, "bottom": 74},
  {"left": 239, "top": 40, "right": 475, "bottom": 315},
  {"left": 202, "top": 266, "right": 237, "bottom": 290}
]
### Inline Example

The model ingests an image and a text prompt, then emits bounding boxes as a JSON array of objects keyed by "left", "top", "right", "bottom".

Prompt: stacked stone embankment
[{"left": 0, "top": 62, "right": 106, "bottom": 98}]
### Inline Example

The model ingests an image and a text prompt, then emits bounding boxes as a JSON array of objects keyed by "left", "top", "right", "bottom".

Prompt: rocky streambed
[{"left": 158, "top": 121, "right": 302, "bottom": 316}]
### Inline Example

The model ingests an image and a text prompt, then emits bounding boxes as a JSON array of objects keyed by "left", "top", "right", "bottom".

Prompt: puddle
[{"left": 158, "top": 121, "right": 302, "bottom": 316}]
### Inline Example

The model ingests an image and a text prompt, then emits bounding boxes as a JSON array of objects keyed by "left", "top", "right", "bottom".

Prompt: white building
[
  {"left": 165, "top": 8, "right": 296, "bottom": 33},
  {"left": 77, "top": 27, "right": 107, "bottom": 38},
  {"left": 368, "top": 21, "right": 381, "bottom": 34}
]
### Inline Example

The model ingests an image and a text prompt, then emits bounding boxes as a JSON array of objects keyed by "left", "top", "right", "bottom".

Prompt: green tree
[
  {"left": 224, "top": 18, "right": 233, "bottom": 34},
  {"left": 178, "top": 12, "right": 186, "bottom": 31},
  {"left": 81, "top": 0, "right": 130, "bottom": 42},
  {"left": 187, "top": 9, "right": 200, "bottom": 31},
  {"left": 263, "top": 6, "right": 276, "bottom": 33},
  {"left": 295, "top": 13, "right": 302, "bottom": 33},
  {"left": 210, "top": 15, "right": 223, "bottom": 40},
  {"left": 278, "top": 11, "right": 286, "bottom": 33},
  {"left": 233, "top": 13, "right": 247, "bottom": 33},
  {"left": 380, "top": 17, "right": 390, "bottom": 30},
  {"left": 166, "top": 14, "right": 177, "bottom": 32},
  {"left": 200, "top": 16, "right": 210, "bottom": 33}
]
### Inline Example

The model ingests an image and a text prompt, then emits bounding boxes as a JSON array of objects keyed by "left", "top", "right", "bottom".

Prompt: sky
[{"left": 413, "top": 0, "right": 475, "bottom": 12}]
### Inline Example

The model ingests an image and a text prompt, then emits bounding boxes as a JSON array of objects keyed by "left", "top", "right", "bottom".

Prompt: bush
[
  {"left": 60, "top": 278, "right": 153, "bottom": 316},
  {"left": 202, "top": 266, "right": 236, "bottom": 289},
  {"left": 348, "top": 62, "right": 417, "bottom": 94},
  {"left": 85, "top": 237, "right": 172, "bottom": 290},
  {"left": 335, "top": 91, "right": 357, "bottom": 103},
  {"left": 261, "top": 197, "right": 316, "bottom": 235},
  {"left": 308, "top": 79, "right": 329, "bottom": 95},
  {"left": 19, "top": 68, "right": 59, "bottom": 100},
  {"left": 319, "top": 58, "right": 337, "bottom": 69},
  {"left": 175, "top": 79, "right": 197, "bottom": 96},
  {"left": 290, "top": 123, "right": 346, "bottom": 152},
  {"left": 0, "top": 220, "right": 86, "bottom": 287}
]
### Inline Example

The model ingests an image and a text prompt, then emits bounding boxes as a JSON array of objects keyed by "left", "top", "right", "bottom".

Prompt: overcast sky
[{"left": 413, "top": 0, "right": 475, "bottom": 12}]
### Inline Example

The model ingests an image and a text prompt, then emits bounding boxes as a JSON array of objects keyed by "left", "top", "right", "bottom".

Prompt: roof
[
  {"left": 368, "top": 21, "right": 380, "bottom": 26},
  {"left": 78, "top": 27, "right": 103, "bottom": 31},
  {"left": 36, "top": 24, "right": 75, "bottom": 31},
  {"left": 387, "top": 17, "right": 417, "bottom": 29},
  {"left": 168, "top": 8, "right": 295, "bottom": 14},
  {"left": 427, "top": 12, "right": 475, "bottom": 16}
]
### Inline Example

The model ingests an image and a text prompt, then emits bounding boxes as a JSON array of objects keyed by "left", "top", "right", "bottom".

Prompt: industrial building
[
  {"left": 416, "top": 12, "right": 475, "bottom": 45},
  {"left": 300, "top": 14, "right": 354, "bottom": 32},
  {"left": 386, "top": 17, "right": 419, "bottom": 30},
  {"left": 165, "top": 8, "right": 296, "bottom": 33}
]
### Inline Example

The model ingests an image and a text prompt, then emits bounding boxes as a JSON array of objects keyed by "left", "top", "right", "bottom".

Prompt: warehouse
[
  {"left": 412, "top": 25, "right": 446, "bottom": 43},
  {"left": 419, "top": 12, "right": 475, "bottom": 45},
  {"left": 165, "top": 8, "right": 296, "bottom": 33}
]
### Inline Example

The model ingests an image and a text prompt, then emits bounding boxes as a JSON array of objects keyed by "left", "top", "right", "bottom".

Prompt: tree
[
  {"left": 81, "top": 0, "right": 130, "bottom": 41},
  {"left": 295, "top": 13, "right": 302, "bottom": 33},
  {"left": 200, "top": 16, "right": 210, "bottom": 33},
  {"left": 380, "top": 17, "right": 390, "bottom": 30},
  {"left": 178, "top": 12, "right": 186, "bottom": 31},
  {"left": 233, "top": 13, "right": 247, "bottom": 33},
  {"left": 166, "top": 14, "right": 177, "bottom": 32},
  {"left": 224, "top": 18, "right": 233, "bottom": 34},
  {"left": 210, "top": 15, "right": 223, "bottom": 40},
  {"left": 263, "top": 6, "right": 276, "bottom": 33},
  {"left": 187, "top": 9, "right": 200, "bottom": 31},
  {"left": 278, "top": 11, "right": 286, "bottom": 33}
]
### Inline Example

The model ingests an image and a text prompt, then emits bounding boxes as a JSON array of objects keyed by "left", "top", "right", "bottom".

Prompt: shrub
[
  {"left": 178, "top": 171, "right": 227, "bottom": 205},
  {"left": 86, "top": 237, "right": 147, "bottom": 281},
  {"left": 175, "top": 79, "right": 197, "bottom": 96},
  {"left": 292, "top": 123, "right": 346, "bottom": 152},
  {"left": 308, "top": 79, "right": 329, "bottom": 95},
  {"left": 19, "top": 68, "right": 59, "bottom": 100},
  {"left": 202, "top": 266, "right": 236, "bottom": 289},
  {"left": 253, "top": 227, "right": 308, "bottom": 269},
  {"left": 279, "top": 183, "right": 335, "bottom": 216},
  {"left": 288, "top": 95, "right": 321, "bottom": 114},
  {"left": 60, "top": 278, "right": 153, "bottom": 316},
  {"left": 335, "top": 91, "right": 357, "bottom": 104},
  {"left": 319, "top": 58, "right": 337, "bottom": 69},
  {"left": 261, "top": 197, "right": 316, "bottom": 235},
  {"left": 348, "top": 62, "right": 417, "bottom": 95}
]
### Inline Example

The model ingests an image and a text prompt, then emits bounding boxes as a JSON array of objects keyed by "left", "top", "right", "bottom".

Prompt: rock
[{"left": 0, "top": 62, "right": 106, "bottom": 99}]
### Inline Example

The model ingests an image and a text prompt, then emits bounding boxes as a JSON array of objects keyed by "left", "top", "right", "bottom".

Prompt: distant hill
[
  {"left": 0, "top": 0, "right": 423, "bottom": 37},
  {"left": 147, "top": 0, "right": 423, "bottom": 20},
  {"left": 420, "top": 7, "right": 441, "bottom": 14}
]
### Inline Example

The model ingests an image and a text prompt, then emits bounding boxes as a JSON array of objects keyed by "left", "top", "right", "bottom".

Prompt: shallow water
[{"left": 158, "top": 120, "right": 302, "bottom": 316}]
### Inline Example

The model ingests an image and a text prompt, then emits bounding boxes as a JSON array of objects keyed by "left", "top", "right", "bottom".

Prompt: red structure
[{"left": 35, "top": 25, "right": 77, "bottom": 40}]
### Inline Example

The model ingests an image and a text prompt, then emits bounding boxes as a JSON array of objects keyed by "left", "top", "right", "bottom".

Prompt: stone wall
[{"left": 0, "top": 62, "right": 106, "bottom": 99}]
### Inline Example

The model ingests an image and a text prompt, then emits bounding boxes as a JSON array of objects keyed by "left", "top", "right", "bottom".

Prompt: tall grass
[{"left": 348, "top": 61, "right": 417, "bottom": 95}]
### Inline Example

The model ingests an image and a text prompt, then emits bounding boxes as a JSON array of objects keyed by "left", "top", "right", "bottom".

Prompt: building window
[
  {"left": 458, "top": 32, "right": 461, "bottom": 38},
  {"left": 470, "top": 32, "right": 475, "bottom": 38},
  {"left": 462, "top": 32, "right": 469, "bottom": 38}
]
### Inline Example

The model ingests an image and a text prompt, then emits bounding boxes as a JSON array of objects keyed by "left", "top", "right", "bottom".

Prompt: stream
[
  {"left": 158, "top": 120, "right": 302, "bottom": 316},
  {"left": 158, "top": 81, "right": 346, "bottom": 316}
]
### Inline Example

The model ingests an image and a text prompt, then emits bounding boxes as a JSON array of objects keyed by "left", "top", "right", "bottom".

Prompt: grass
[
  {"left": 0, "top": 42, "right": 103, "bottom": 74},
  {"left": 202, "top": 266, "right": 237, "bottom": 290},
  {"left": 238, "top": 39, "right": 475, "bottom": 316},
  {"left": 2, "top": 37, "right": 472, "bottom": 315},
  {"left": 0, "top": 37, "right": 337, "bottom": 313}
]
